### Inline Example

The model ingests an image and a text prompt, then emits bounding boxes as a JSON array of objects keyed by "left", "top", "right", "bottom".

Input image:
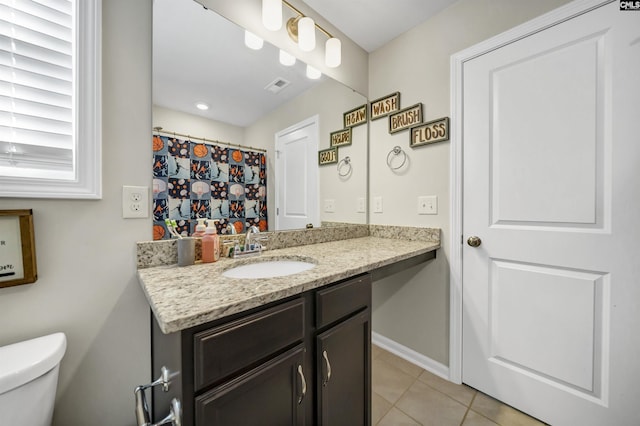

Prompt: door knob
[{"left": 467, "top": 236, "right": 482, "bottom": 247}]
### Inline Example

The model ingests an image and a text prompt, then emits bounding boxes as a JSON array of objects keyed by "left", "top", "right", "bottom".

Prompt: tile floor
[{"left": 372, "top": 345, "right": 547, "bottom": 426}]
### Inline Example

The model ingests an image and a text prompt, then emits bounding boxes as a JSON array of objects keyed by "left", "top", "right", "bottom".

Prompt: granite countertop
[{"left": 138, "top": 236, "right": 439, "bottom": 334}]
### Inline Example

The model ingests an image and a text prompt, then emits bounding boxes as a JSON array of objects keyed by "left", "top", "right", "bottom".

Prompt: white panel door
[
  {"left": 275, "top": 116, "right": 319, "bottom": 230},
  {"left": 462, "top": 2, "right": 640, "bottom": 425}
]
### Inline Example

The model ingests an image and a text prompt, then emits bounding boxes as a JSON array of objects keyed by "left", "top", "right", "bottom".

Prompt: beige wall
[
  {"left": 0, "top": 0, "right": 152, "bottom": 425},
  {"left": 369, "top": 0, "right": 572, "bottom": 366},
  {"left": 153, "top": 105, "right": 245, "bottom": 145}
]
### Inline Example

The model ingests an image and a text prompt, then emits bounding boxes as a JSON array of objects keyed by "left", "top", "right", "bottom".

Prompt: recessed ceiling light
[{"left": 196, "top": 102, "right": 209, "bottom": 110}]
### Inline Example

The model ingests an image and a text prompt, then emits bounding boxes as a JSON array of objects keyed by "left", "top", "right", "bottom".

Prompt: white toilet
[{"left": 0, "top": 332, "right": 67, "bottom": 426}]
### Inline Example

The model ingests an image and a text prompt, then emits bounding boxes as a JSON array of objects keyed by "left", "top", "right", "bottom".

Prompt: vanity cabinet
[{"left": 151, "top": 273, "right": 371, "bottom": 426}]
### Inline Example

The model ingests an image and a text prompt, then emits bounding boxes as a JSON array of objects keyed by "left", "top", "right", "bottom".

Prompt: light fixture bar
[{"left": 281, "top": 0, "right": 333, "bottom": 39}]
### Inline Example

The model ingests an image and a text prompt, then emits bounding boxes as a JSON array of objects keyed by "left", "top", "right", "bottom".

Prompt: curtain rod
[{"left": 152, "top": 127, "right": 267, "bottom": 153}]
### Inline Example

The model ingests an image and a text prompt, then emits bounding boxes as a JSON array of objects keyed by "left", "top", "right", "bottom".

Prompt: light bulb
[
  {"left": 279, "top": 49, "right": 296, "bottom": 66},
  {"left": 244, "top": 30, "right": 263, "bottom": 50},
  {"left": 297, "top": 17, "right": 316, "bottom": 52},
  {"left": 306, "top": 65, "right": 321, "bottom": 79},
  {"left": 325, "top": 37, "right": 341, "bottom": 68},
  {"left": 262, "top": 0, "right": 282, "bottom": 31},
  {"left": 195, "top": 102, "right": 209, "bottom": 111}
]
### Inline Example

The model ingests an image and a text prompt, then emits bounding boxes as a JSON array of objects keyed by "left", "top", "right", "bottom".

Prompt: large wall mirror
[{"left": 153, "top": 0, "right": 368, "bottom": 233}]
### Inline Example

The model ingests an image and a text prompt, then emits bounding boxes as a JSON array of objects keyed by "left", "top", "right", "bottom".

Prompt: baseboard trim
[{"left": 372, "top": 332, "right": 449, "bottom": 380}]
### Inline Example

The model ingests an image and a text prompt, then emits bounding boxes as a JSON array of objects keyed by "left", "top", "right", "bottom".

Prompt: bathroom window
[{"left": 0, "top": 0, "right": 101, "bottom": 199}]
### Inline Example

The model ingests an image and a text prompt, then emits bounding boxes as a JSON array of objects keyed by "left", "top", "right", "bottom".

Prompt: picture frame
[
  {"left": 370, "top": 92, "right": 400, "bottom": 120},
  {"left": 0, "top": 209, "right": 37, "bottom": 288},
  {"left": 388, "top": 103, "right": 423, "bottom": 134},
  {"left": 410, "top": 117, "right": 450, "bottom": 148},
  {"left": 343, "top": 104, "right": 367, "bottom": 128},
  {"left": 318, "top": 147, "right": 338, "bottom": 165},
  {"left": 330, "top": 128, "right": 352, "bottom": 148}
]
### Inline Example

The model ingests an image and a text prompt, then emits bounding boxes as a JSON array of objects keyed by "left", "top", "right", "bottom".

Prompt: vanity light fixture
[
  {"left": 264, "top": 0, "right": 342, "bottom": 68},
  {"left": 244, "top": 30, "right": 264, "bottom": 50},
  {"left": 297, "top": 16, "right": 316, "bottom": 52},
  {"left": 279, "top": 49, "right": 296, "bottom": 66},
  {"left": 306, "top": 64, "right": 321, "bottom": 79},
  {"left": 325, "top": 37, "right": 341, "bottom": 68},
  {"left": 195, "top": 102, "right": 209, "bottom": 111}
]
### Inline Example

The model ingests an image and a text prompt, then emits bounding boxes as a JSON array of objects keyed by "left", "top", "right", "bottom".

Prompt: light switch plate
[
  {"left": 418, "top": 195, "right": 437, "bottom": 215},
  {"left": 373, "top": 196, "right": 383, "bottom": 213},
  {"left": 324, "top": 199, "right": 335, "bottom": 213},
  {"left": 122, "top": 185, "right": 149, "bottom": 218}
]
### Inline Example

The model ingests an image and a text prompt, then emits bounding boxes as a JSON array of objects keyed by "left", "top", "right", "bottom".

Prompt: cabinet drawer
[
  {"left": 315, "top": 274, "right": 371, "bottom": 329},
  {"left": 193, "top": 297, "right": 305, "bottom": 391}
]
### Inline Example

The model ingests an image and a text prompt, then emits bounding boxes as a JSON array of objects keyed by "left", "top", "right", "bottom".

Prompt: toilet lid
[{"left": 0, "top": 332, "right": 66, "bottom": 395}]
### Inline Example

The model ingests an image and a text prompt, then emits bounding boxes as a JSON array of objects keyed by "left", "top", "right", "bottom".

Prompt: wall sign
[
  {"left": 388, "top": 103, "right": 423, "bottom": 134},
  {"left": 370, "top": 92, "right": 400, "bottom": 120},
  {"left": 330, "top": 128, "right": 352, "bottom": 147},
  {"left": 410, "top": 117, "right": 450, "bottom": 147},
  {"left": 0, "top": 209, "right": 37, "bottom": 288},
  {"left": 343, "top": 104, "right": 367, "bottom": 128},
  {"left": 318, "top": 147, "right": 338, "bottom": 165}
]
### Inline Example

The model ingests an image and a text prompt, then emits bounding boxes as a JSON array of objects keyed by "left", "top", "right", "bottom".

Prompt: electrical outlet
[
  {"left": 357, "top": 197, "right": 366, "bottom": 213},
  {"left": 122, "top": 185, "right": 149, "bottom": 218},
  {"left": 324, "top": 199, "right": 335, "bottom": 213},
  {"left": 373, "top": 196, "right": 383, "bottom": 213},
  {"left": 418, "top": 195, "right": 437, "bottom": 215}
]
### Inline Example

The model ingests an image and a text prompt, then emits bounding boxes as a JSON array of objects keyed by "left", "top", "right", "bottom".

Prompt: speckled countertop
[{"left": 138, "top": 236, "right": 439, "bottom": 334}]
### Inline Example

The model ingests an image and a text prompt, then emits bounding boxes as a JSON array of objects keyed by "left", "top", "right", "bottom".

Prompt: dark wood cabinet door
[
  {"left": 195, "top": 345, "right": 307, "bottom": 426},
  {"left": 316, "top": 310, "right": 371, "bottom": 426}
]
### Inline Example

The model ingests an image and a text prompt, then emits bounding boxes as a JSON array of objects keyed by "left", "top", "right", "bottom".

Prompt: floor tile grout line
[
  {"left": 459, "top": 390, "right": 478, "bottom": 425},
  {"left": 389, "top": 375, "right": 424, "bottom": 426}
]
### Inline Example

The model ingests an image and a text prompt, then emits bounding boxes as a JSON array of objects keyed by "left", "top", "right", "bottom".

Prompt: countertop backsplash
[{"left": 137, "top": 224, "right": 440, "bottom": 269}]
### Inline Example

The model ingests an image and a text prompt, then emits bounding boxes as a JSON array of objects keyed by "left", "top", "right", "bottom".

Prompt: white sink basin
[{"left": 222, "top": 258, "right": 316, "bottom": 279}]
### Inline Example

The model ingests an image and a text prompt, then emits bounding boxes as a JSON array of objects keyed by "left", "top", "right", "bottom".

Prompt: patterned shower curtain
[{"left": 152, "top": 135, "right": 267, "bottom": 240}]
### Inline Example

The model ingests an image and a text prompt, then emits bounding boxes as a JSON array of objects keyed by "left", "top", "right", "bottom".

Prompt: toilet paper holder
[{"left": 135, "top": 366, "right": 181, "bottom": 426}]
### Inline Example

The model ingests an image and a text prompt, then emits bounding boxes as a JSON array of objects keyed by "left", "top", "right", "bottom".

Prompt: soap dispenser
[
  {"left": 192, "top": 218, "right": 207, "bottom": 238},
  {"left": 201, "top": 220, "right": 220, "bottom": 263}
]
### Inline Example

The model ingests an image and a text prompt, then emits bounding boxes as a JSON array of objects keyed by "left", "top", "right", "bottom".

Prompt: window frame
[{"left": 0, "top": 0, "right": 102, "bottom": 199}]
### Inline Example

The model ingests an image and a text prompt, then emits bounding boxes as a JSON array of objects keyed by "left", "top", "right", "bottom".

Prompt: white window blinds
[
  {"left": 0, "top": 0, "right": 75, "bottom": 178},
  {"left": 0, "top": 0, "right": 101, "bottom": 199}
]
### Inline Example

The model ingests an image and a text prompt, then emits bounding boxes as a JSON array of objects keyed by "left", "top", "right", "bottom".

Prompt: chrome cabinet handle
[
  {"left": 297, "top": 365, "right": 307, "bottom": 404},
  {"left": 322, "top": 350, "right": 332, "bottom": 386}
]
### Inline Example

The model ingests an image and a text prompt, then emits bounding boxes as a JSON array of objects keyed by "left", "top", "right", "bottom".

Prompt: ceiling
[
  {"left": 302, "top": 0, "right": 458, "bottom": 52},
  {"left": 152, "top": 0, "right": 458, "bottom": 128}
]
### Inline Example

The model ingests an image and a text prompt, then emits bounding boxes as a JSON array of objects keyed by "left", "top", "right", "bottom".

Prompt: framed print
[
  {"left": 388, "top": 103, "right": 423, "bottom": 134},
  {"left": 318, "top": 147, "right": 338, "bottom": 165},
  {"left": 0, "top": 209, "right": 37, "bottom": 288},
  {"left": 330, "top": 128, "right": 352, "bottom": 148},
  {"left": 410, "top": 117, "right": 450, "bottom": 147},
  {"left": 370, "top": 92, "right": 400, "bottom": 120},
  {"left": 343, "top": 104, "right": 367, "bottom": 128}
]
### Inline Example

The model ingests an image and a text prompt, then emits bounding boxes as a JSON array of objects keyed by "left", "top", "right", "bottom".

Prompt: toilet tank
[{"left": 0, "top": 333, "right": 67, "bottom": 426}]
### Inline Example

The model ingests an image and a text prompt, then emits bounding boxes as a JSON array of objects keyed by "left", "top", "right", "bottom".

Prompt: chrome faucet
[{"left": 244, "top": 225, "right": 260, "bottom": 249}]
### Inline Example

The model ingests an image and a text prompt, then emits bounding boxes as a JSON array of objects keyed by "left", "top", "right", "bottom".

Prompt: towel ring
[
  {"left": 337, "top": 156, "right": 352, "bottom": 177},
  {"left": 386, "top": 146, "right": 407, "bottom": 170}
]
